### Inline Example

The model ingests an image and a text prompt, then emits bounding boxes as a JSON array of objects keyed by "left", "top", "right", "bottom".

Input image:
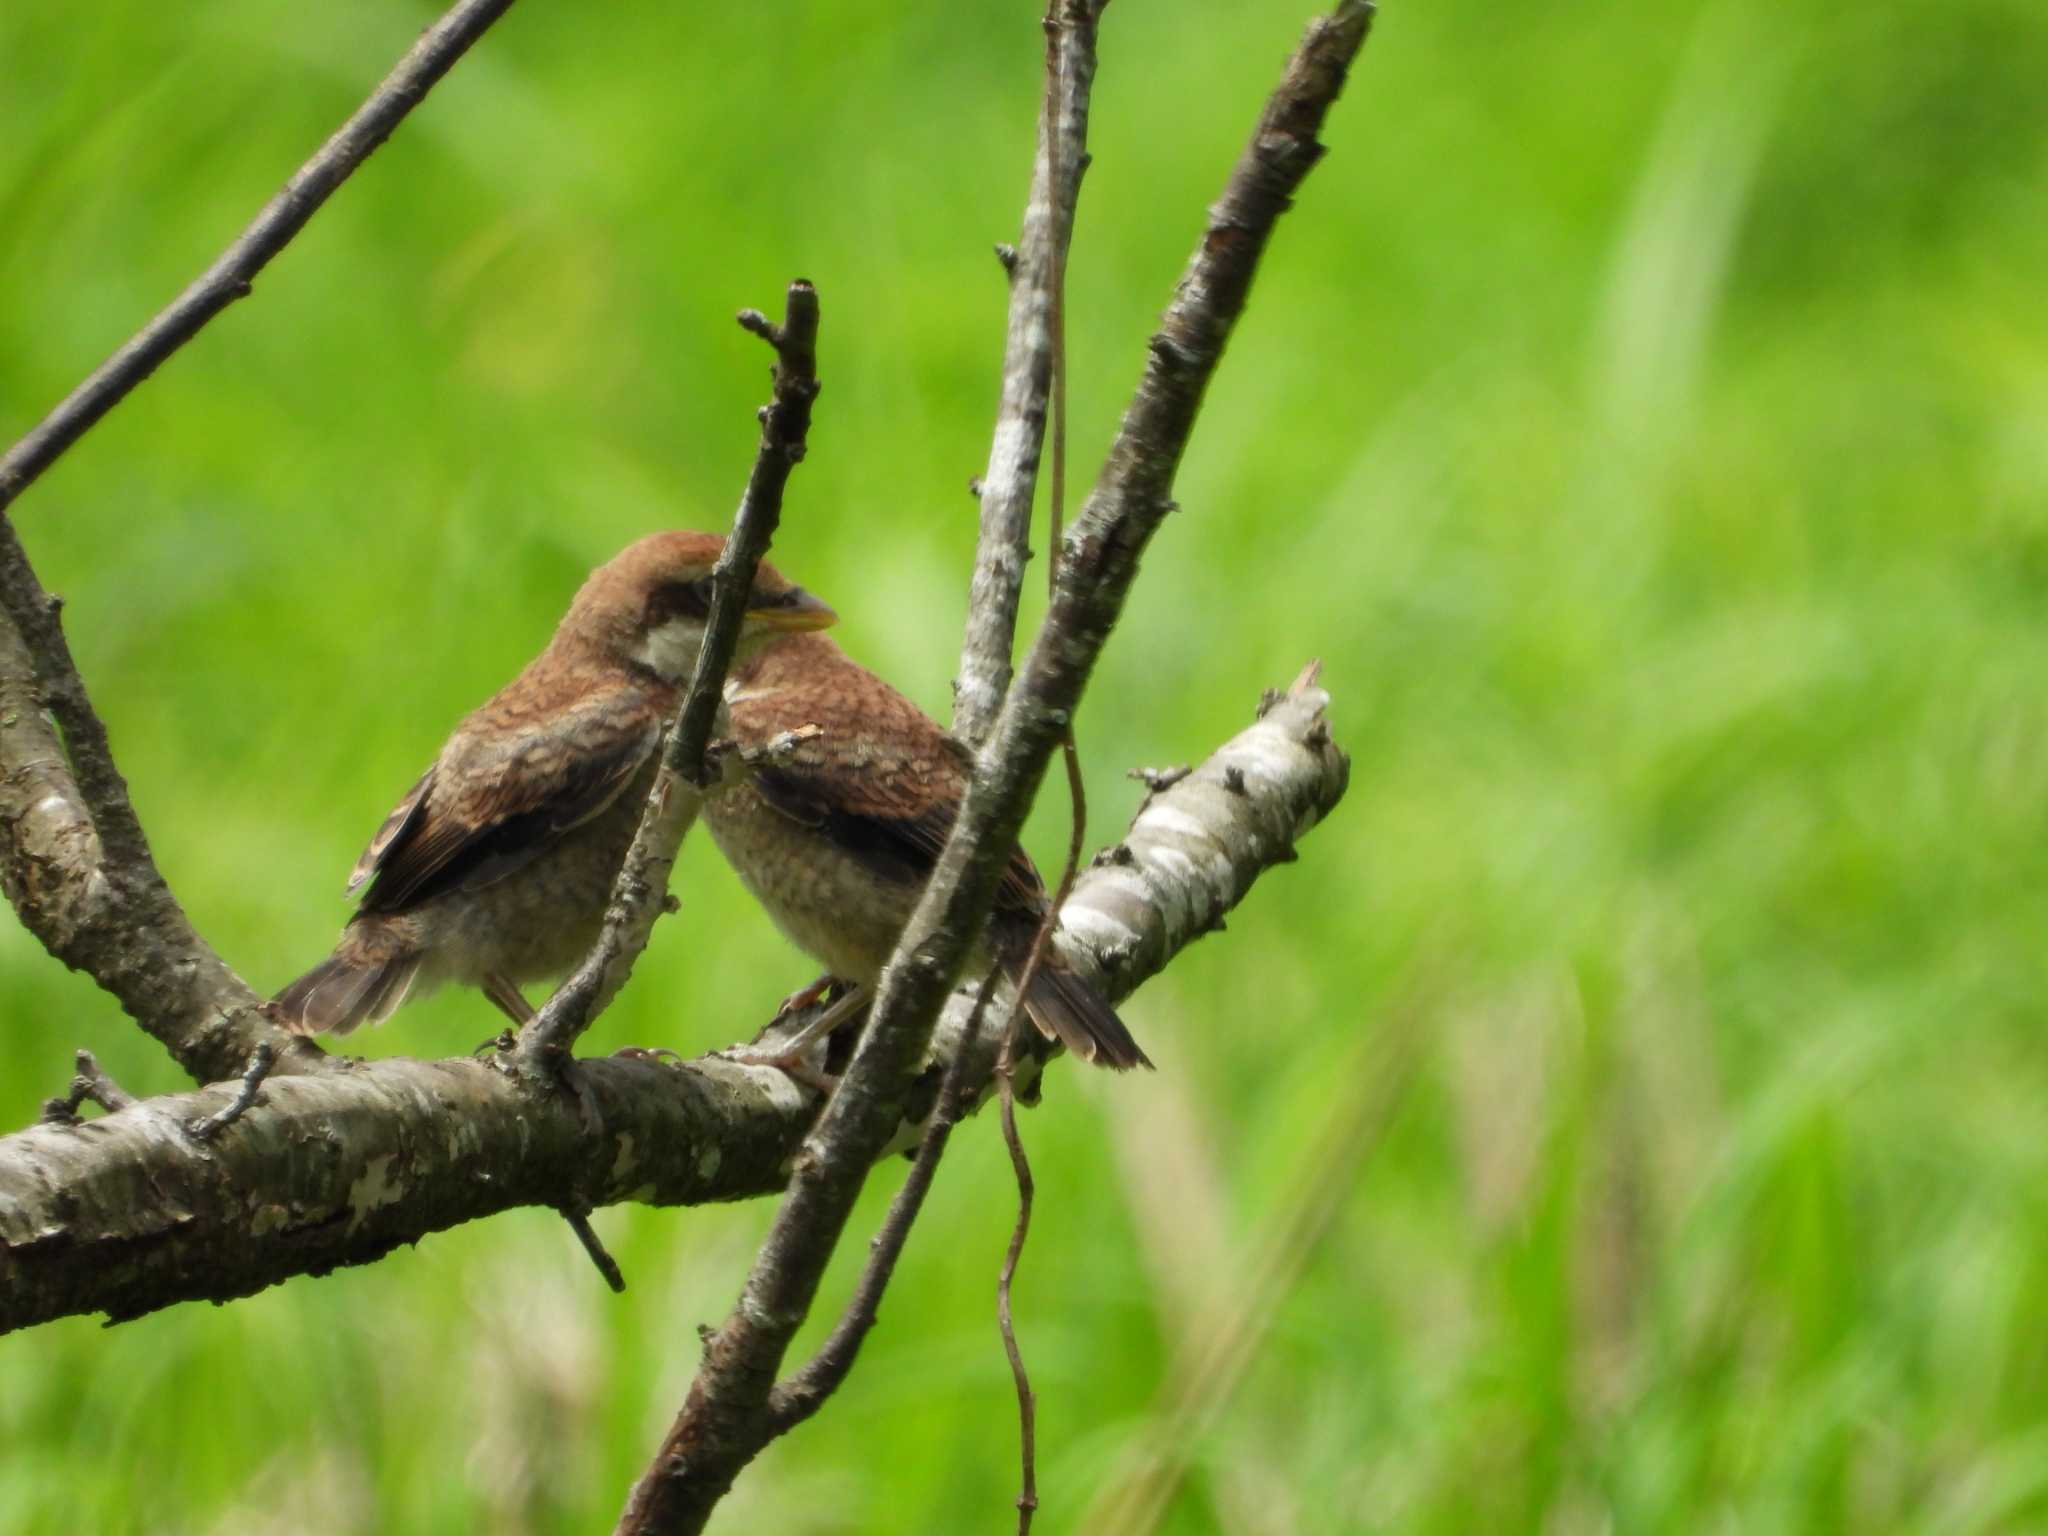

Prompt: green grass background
[{"left": 4, "top": 0, "right": 2045, "bottom": 1530}]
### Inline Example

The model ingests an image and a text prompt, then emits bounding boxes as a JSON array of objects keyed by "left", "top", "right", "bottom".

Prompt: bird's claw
[
  {"left": 722, "top": 1044, "right": 838, "bottom": 1096},
  {"left": 772, "top": 973, "right": 841, "bottom": 1023}
]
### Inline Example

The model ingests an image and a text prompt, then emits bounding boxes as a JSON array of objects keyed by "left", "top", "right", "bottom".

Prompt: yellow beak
[{"left": 747, "top": 585, "right": 838, "bottom": 633}]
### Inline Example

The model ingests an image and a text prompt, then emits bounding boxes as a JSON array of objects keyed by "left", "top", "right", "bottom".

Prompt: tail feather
[
  {"left": 274, "top": 928, "right": 422, "bottom": 1037},
  {"left": 1017, "top": 958, "right": 1153, "bottom": 1071}
]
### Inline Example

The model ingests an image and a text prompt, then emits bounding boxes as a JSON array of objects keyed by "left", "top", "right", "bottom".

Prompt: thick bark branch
[
  {"left": 0, "top": 0, "right": 520, "bottom": 518},
  {"left": 0, "top": 1053, "right": 814, "bottom": 1338},
  {"left": 0, "top": 674, "right": 1345, "bottom": 1340},
  {"left": 954, "top": 0, "right": 1105, "bottom": 748},
  {"left": 615, "top": 10, "right": 1371, "bottom": 1527}
]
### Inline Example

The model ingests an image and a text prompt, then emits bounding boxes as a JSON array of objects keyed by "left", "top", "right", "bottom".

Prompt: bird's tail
[
  {"left": 1014, "top": 954, "right": 1153, "bottom": 1071},
  {"left": 273, "top": 922, "right": 422, "bottom": 1036}
]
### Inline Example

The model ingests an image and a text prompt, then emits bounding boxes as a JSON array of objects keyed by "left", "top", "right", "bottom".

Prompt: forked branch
[{"left": 614, "top": 7, "right": 1373, "bottom": 1531}]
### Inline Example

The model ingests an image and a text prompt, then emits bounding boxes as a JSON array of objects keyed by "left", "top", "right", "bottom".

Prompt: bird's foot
[
  {"left": 722, "top": 1043, "right": 839, "bottom": 1096},
  {"left": 772, "top": 973, "right": 844, "bottom": 1023},
  {"left": 613, "top": 1045, "right": 683, "bottom": 1065},
  {"left": 726, "top": 982, "right": 871, "bottom": 1094}
]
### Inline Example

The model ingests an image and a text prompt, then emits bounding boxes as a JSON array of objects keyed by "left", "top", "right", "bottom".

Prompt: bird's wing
[
  {"left": 353, "top": 681, "right": 661, "bottom": 913},
  {"left": 346, "top": 765, "right": 435, "bottom": 895},
  {"left": 729, "top": 678, "right": 1046, "bottom": 915}
]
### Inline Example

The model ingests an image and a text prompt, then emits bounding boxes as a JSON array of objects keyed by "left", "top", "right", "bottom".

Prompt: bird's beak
[{"left": 747, "top": 585, "right": 838, "bottom": 633}]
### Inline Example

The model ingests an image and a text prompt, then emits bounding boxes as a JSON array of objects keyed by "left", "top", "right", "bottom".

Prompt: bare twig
[
  {"left": 1, "top": 669, "right": 1347, "bottom": 1338},
  {"left": 560, "top": 1202, "right": 629, "bottom": 1294},
  {"left": 995, "top": 734, "right": 1088, "bottom": 1533},
  {"left": 994, "top": 1050, "right": 1041, "bottom": 1532},
  {"left": 39, "top": 1050, "right": 137, "bottom": 1126},
  {"left": 763, "top": 969, "right": 1004, "bottom": 1435},
  {"left": 513, "top": 281, "right": 822, "bottom": 1077},
  {"left": 993, "top": 185, "right": 1092, "bottom": 1507},
  {"left": 955, "top": 0, "right": 1108, "bottom": 747},
  {"left": 184, "top": 1043, "right": 276, "bottom": 1142},
  {"left": 1128, "top": 763, "right": 1192, "bottom": 794},
  {"left": 0, "top": 0, "right": 520, "bottom": 519}
]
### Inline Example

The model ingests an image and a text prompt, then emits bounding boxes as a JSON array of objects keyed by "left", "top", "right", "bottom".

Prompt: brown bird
[
  {"left": 274, "top": 531, "right": 836, "bottom": 1035},
  {"left": 703, "top": 630, "right": 1151, "bottom": 1070}
]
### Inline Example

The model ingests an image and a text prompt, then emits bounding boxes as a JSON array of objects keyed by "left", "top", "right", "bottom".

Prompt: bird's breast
[{"left": 701, "top": 783, "right": 919, "bottom": 983}]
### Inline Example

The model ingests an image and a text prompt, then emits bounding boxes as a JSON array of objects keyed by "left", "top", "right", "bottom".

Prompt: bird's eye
[{"left": 647, "top": 578, "right": 715, "bottom": 628}]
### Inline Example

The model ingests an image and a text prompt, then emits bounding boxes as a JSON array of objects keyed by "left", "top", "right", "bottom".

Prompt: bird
[
  {"left": 701, "top": 629, "right": 1152, "bottom": 1071},
  {"left": 273, "top": 530, "right": 837, "bottom": 1036}
]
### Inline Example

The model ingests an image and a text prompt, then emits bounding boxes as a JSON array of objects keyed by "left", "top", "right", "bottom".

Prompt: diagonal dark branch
[
  {"left": 762, "top": 969, "right": 1004, "bottom": 1435},
  {"left": 613, "top": 9, "right": 1372, "bottom": 1530},
  {"left": 954, "top": 0, "right": 1108, "bottom": 748},
  {"left": 0, "top": 673, "right": 1347, "bottom": 1338},
  {"left": 763, "top": 1, "right": 1101, "bottom": 1471},
  {"left": 512, "top": 281, "right": 821, "bottom": 1075},
  {"left": 0, "top": 0, "right": 520, "bottom": 519}
]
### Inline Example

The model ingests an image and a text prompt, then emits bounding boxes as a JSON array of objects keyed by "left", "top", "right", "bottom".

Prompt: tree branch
[
  {"left": 512, "top": 281, "right": 821, "bottom": 1075},
  {"left": 0, "top": 671, "right": 1346, "bottom": 1349},
  {"left": 0, "top": 0, "right": 520, "bottom": 518},
  {"left": 761, "top": 970, "right": 1004, "bottom": 1435},
  {"left": 954, "top": 0, "right": 1106, "bottom": 748},
  {"left": 0, "top": 583, "right": 321, "bottom": 1085},
  {"left": 614, "top": 9, "right": 1371, "bottom": 1525},
  {"left": 0, "top": 0, "right": 530, "bottom": 1086}
]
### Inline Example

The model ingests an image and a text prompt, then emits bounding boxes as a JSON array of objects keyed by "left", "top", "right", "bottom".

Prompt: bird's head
[{"left": 557, "top": 530, "right": 837, "bottom": 685}]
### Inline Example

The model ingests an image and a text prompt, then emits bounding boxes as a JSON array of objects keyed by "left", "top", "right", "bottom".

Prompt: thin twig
[
  {"left": 997, "top": 715, "right": 1089, "bottom": 1535},
  {"left": 560, "top": 1203, "right": 629, "bottom": 1294},
  {"left": 38, "top": 1049, "right": 137, "bottom": 1125},
  {"left": 513, "top": 281, "right": 822, "bottom": 1078},
  {"left": 991, "top": 10, "right": 1093, "bottom": 1509},
  {"left": 954, "top": 0, "right": 1107, "bottom": 748},
  {"left": 0, "top": 0, "right": 520, "bottom": 518},
  {"left": 994, "top": 1053, "right": 1040, "bottom": 1533},
  {"left": 764, "top": 969, "right": 1005, "bottom": 1434},
  {"left": 185, "top": 1043, "right": 277, "bottom": 1142}
]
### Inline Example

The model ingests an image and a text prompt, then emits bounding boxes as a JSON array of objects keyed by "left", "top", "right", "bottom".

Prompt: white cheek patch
[{"left": 633, "top": 618, "right": 702, "bottom": 683}]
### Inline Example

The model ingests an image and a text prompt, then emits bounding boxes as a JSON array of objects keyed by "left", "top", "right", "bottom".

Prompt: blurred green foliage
[{"left": 4, "top": 0, "right": 2046, "bottom": 1530}]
